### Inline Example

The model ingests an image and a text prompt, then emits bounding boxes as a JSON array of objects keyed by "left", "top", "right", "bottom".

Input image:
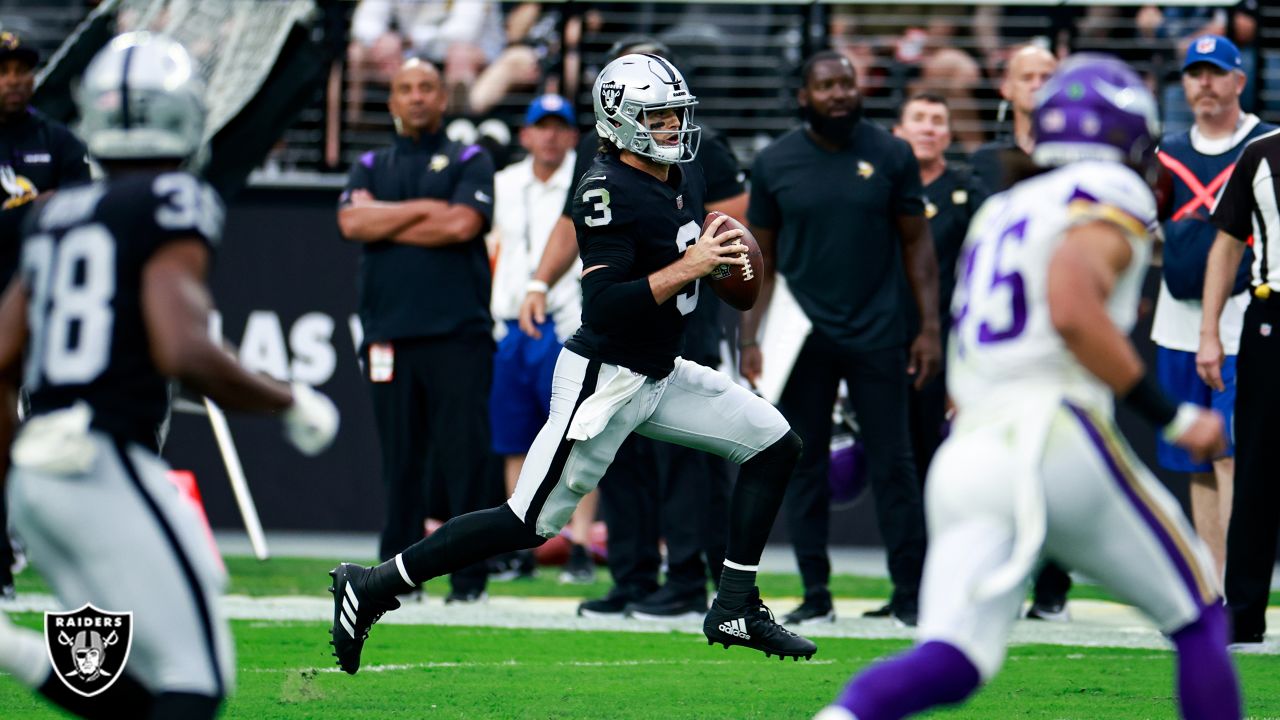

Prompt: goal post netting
[{"left": 33, "top": 0, "right": 343, "bottom": 197}]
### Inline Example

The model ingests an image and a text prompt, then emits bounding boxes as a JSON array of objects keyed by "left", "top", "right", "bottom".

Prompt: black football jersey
[
  {"left": 18, "top": 171, "right": 223, "bottom": 449},
  {"left": 564, "top": 153, "right": 707, "bottom": 378}
]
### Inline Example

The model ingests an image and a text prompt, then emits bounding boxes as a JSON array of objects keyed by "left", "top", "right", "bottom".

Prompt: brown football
[{"left": 701, "top": 211, "right": 762, "bottom": 312}]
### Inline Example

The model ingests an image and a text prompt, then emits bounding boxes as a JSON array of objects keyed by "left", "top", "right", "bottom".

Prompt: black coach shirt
[
  {"left": 341, "top": 130, "right": 496, "bottom": 345},
  {"left": 969, "top": 135, "right": 1022, "bottom": 193},
  {"left": 565, "top": 153, "right": 707, "bottom": 378},
  {"left": 0, "top": 108, "right": 92, "bottom": 282},
  {"left": 924, "top": 166, "right": 988, "bottom": 336},
  {"left": 748, "top": 121, "right": 926, "bottom": 353},
  {"left": 20, "top": 171, "right": 221, "bottom": 450},
  {"left": 565, "top": 127, "right": 743, "bottom": 365}
]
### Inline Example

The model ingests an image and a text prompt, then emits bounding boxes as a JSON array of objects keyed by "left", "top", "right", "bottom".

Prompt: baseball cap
[
  {"left": 1182, "top": 35, "right": 1242, "bottom": 73},
  {"left": 0, "top": 31, "right": 38, "bottom": 68},
  {"left": 525, "top": 94, "right": 575, "bottom": 127}
]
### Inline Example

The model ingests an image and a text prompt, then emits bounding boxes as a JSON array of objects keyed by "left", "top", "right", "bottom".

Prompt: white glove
[{"left": 282, "top": 382, "right": 339, "bottom": 456}]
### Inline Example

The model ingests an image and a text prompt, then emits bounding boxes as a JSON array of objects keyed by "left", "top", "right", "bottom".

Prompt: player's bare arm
[
  {"left": 707, "top": 191, "right": 749, "bottom": 224},
  {"left": 0, "top": 277, "right": 29, "bottom": 483},
  {"left": 1049, "top": 220, "right": 1224, "bottom": 461},
  {"left": 896, "top": 213, "right": 942, "bottom": 388},
  {"left": 142, "top": 238, "right": 293, "bottom": 413},
  {"left": 1196, "top": 229, "right": 1246, "bottom": 392},
  {"left": 518, "top": 214, "right": 578, "bottom": 338},
  {"left": 738, "top": 223, "right": 777, "bottom": 386}
]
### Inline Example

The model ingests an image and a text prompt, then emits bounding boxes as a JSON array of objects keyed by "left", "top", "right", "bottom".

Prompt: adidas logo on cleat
[{"left": 718, "top": 618, "right": 751, "bottom": 640}]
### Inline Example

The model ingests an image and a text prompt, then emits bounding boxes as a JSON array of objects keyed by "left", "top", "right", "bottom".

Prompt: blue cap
[
  {"left": 1182, "top": 35, "right": 1242, "bottom": 73},
  {"left": 525, "top": 94, "right": 575, "bottom": 127}
]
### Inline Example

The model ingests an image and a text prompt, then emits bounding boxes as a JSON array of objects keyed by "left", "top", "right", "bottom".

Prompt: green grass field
[{"left": 3, "top": 557, "right": 1277, "bottom": 719}]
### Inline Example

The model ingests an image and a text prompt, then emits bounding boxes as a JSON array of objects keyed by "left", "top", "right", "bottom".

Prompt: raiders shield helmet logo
[
  {"left": 44, "top": 604, "right": 133, "bottom": 697},
  {"left": 601, "top": 81, "right": 625, "bottom": 117}
]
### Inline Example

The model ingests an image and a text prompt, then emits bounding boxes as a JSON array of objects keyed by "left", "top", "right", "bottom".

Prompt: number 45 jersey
[
  {"left": 18, "top": 171, "right": 223, "bottom": 450},
  {"left": 947, "top": 160, "right": 1156, "bottom": 415}
]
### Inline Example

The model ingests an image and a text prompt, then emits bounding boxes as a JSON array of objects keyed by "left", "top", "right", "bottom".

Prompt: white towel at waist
[{"left": 566, "top": 366, "right": 648, "bottom": 441}]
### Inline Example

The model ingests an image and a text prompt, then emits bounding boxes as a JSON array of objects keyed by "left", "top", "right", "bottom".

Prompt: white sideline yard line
[
  {"left": 254, "top": 658, "right": 838, "bottom": 675},
  {"left": 7, "top": 594, "right": 1280, "bottom": 654}
]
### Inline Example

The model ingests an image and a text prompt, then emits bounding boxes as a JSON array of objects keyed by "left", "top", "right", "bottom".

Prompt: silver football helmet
[
  {"left": 593, "top": 53, "right": 700, "bottom": 164},
  {"left": 76, "top": 32, "right": 206, "bottom": 162}
]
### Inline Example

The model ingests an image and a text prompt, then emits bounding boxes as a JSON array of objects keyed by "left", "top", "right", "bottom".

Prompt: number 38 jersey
[
  {"left": 18, "top": 171, "right": 223, "bottom": 450},
  {"left": 947, "top": 160, "right": 1156, "bottom": 413},
  {"left": 564, "top": 153, "right": 706, "bottom": 378}
]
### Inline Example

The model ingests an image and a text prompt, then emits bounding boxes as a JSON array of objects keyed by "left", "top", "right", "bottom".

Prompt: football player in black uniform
[
  {"left": 0, "top": 34, "right": 337, "bottom": 720},
  {"left": 329, "top": 53, "right": 817, "bottom": 675}
]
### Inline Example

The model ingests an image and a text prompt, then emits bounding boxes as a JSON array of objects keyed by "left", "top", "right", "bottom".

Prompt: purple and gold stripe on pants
[{"left": 1066, "top": 404, "right": 1217, "bottom": 608}]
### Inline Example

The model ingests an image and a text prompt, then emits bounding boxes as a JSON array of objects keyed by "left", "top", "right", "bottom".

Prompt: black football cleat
[
  {"left": 329, "top": 563, "right": 400, "bottom": 674},
  {"left": 703, "top": 589, "right": 817, "bottom": 661}
]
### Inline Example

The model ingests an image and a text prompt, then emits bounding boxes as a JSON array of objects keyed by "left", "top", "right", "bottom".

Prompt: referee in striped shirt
[{"left": 1198, "top": 127, "right": 1280, "bottom": 645}]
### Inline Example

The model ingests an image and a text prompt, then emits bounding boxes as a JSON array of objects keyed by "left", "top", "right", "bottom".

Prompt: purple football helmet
[
  {"left": 1031, "top": 54, "right": 1159, "bottom": 171},
  {"left": 829, "top": 429, "right": 868, "bottom": 508}
]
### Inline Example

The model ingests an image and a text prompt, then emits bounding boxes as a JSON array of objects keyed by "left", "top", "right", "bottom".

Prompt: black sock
[
  {"left": 148, "top": 691, "right": 222, "bottom": 720},
  {"left": 718, "top": 566, "right": 757, "bottom": 610},
  {"left": 366, "top": 504, "right": 544, "bottom": 600},
  {"left": 724, "top": 431, "right": 801, "bottom": 568}
]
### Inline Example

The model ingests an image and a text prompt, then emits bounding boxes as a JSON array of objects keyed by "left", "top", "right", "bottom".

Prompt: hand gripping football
[{"left": 702, "top": 211, "right": 762, "bottom": 312}]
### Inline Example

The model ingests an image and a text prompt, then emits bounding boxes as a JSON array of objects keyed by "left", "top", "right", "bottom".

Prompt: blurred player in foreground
[
  {"left": 815, "top": 55, "right": 1240, "bottom": 720},
  {"left": 0, "top": 33, "right": 338, "bottom": 719},
  {"left": 329, "top": 52, "right": 817, "bottom": 675}
]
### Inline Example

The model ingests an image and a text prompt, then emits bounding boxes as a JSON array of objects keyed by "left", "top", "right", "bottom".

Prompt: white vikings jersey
[{"left": 947, "top": 160, "right": 1157, "bottom": 414}]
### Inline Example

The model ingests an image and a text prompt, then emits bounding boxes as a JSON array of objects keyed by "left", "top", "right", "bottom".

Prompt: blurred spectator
[
  {"left": 1151, "top": 35, "right": 1273, "bottom": 581},
  {"left": 974, "top": 5, "right": 1080, "bottom": 76},
  {"left": 741, "top": 51, "right": 939, "bottom": 627},
  {"left": 487, "top": 94, "right": 593, "bottom": 583},
  {"left": 336, "top": 59, "right": 499, "bottom": 604},
  {"left": 829, "top": 7, "right": 984, "bottom": 150},
  {"left": 469, "top": 3, "right": 565, "bottom": 116},
  {"left": 891, "top": 92, "right": 988, "bottom": 479},
  {"left": 346, "top": 0, "right": 505, "bottom": 123},
  {"left": 1141, "top": 4, "right": 1230, "bottom": 133},
  {"left": 969, "top": 44, "right": 1055, "bottom": 193}
]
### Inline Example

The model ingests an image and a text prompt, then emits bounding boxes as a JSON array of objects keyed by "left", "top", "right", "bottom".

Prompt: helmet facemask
[{"left": 594, "top": 53, "right": 702, "bottom": 165}]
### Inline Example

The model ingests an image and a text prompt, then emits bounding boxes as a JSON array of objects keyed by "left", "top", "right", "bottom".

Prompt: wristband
[
  {"left": 1161, "top": 403, "right": 1201, "bottom": 443},
  {"left": 526, "top": 279, "right": 550, "bottom": 294},
  {"left": 739, "top": 338, "right": 759, "bottom": 349},
  {"left": 1119, "top": 371, "right": 1178, "bottom": 428}
]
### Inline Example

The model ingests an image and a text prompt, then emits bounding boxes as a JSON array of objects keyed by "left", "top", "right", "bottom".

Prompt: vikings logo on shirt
[
  {"left": 857, "top": 161, "right": 875, "bottom": 179},
  {"left": 0, "top": 165, "right": 38, "bottom": 210}
]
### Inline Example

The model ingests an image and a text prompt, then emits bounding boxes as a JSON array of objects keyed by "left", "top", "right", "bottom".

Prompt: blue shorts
[
  {"left": 1154, "top": 346, "right": 1235, "bottom": 473},
  {"left": 490, "top": 320, "right": 561, "bottom": 455}
]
